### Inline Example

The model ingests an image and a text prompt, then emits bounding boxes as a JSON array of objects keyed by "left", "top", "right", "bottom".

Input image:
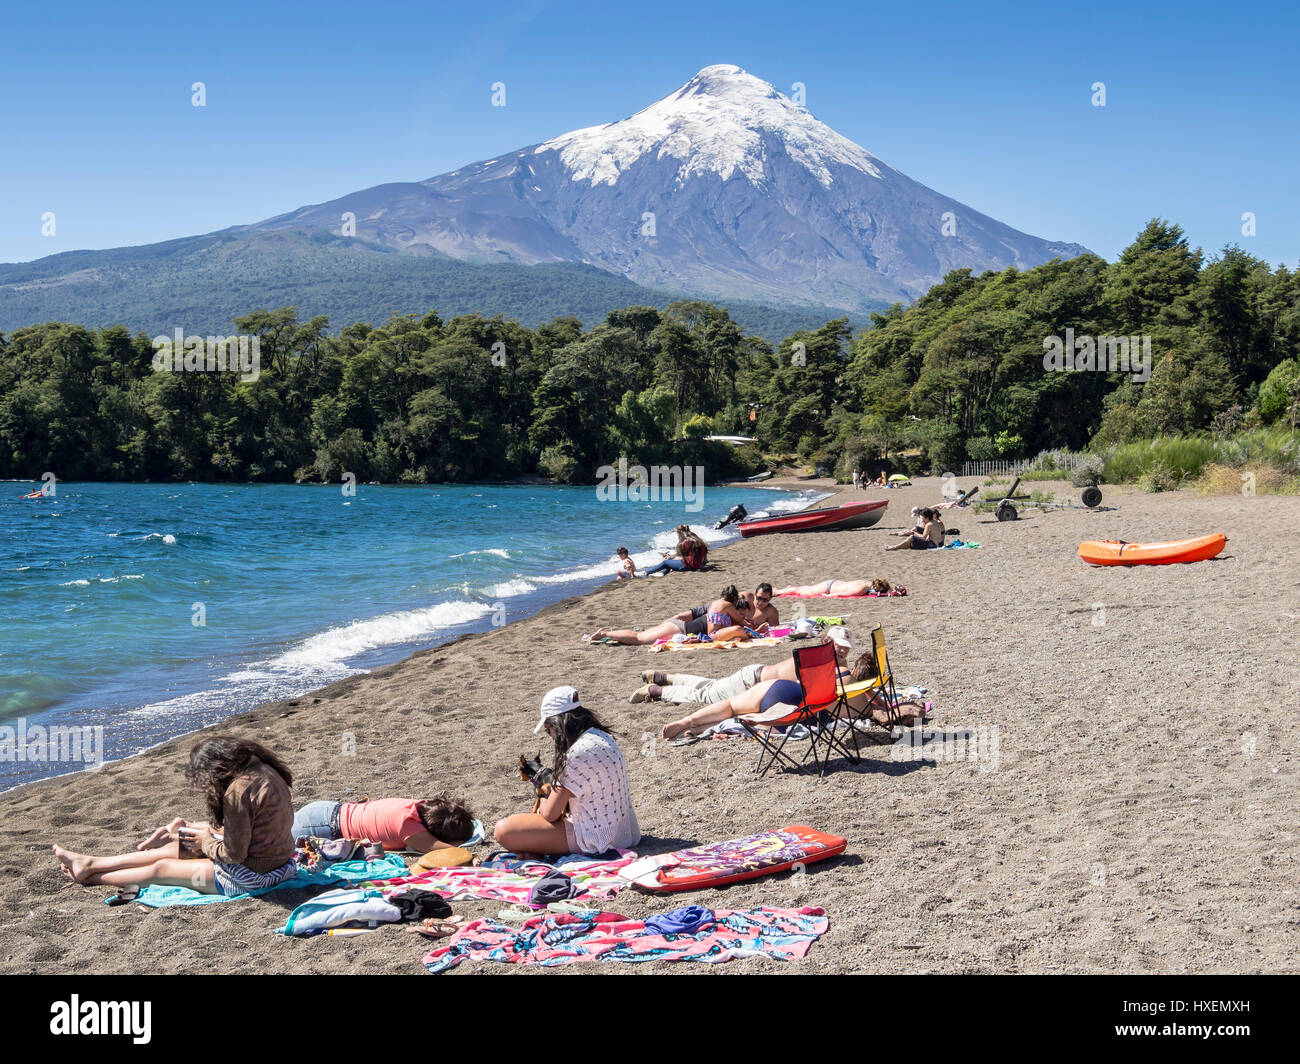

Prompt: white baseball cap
[
  {"left": 534, "top": 685, "right": 581, "bottom": 733},
  {"left": 827, "top": 627, "right": 853, "bottom": 649}
]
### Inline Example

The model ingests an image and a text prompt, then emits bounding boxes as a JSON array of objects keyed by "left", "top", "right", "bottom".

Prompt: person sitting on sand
[
  {"left": 774, "top": 577, "right": 893, "bottom": 597},
  {"left": 641, "top": 525, "right": 707, "bottom": 576},
  {"left": 886, "top": 508, "right": 944, "bottom": 551},
  {"left": 742, "top": 582, "right": 779, "bottom": 630},
  {"left": 494, "top": 686, "right": 640, "bottom": 856},
  {"left": 631, "top": 628, "right": 849, "bottom": 704},
  {"left": 614, "top": 547, "right": 637, "bottom": 580},
  {"left": 588, "top": 586, "right": 751, "bottom": 645},
  {"left": 290, "top": 794, "right": 475, "bottom": 854},
  {"left": 661, "top": 638, "right": 928, "bottom": 739},
  {"left": 53, "top": 736, "right": 296, "bottom": 897}
]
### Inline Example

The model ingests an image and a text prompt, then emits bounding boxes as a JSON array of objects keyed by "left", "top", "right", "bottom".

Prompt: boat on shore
[
  {"left": 737, "top": 498, "right": 888, "bottom": 537},
  {"left": 1077, "top": 533, "right": 1227, "bottom": 566}
]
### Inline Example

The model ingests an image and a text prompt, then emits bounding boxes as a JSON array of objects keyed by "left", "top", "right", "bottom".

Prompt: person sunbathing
[
  {"left": 290, "top": 795, "right": 475, "bottom": 853},
  {"left": 742, "top": 582, "right": 779, "bottom": 630},
  {"left": 588, "top": 586, "right": 751, "bottom": 645},
  {"left": 774, "top": 577, "right": 893, "bottom": 597},
  {"left": 660, "top": 642, "right": 928, "bottom": 739},
  {"left": 885, "top": 508, "right": 944, "bottom": 551},
  {"left": 494, "top": 686, "right": 640, "bottom": 856},
  {"left": 632, "top": 628, "right": 849, "bottom": 704},
  {"left": 53, "top": 736, "right": 296, "bottom": 897}
]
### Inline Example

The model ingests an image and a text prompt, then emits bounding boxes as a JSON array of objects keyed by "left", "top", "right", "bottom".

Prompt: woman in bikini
[
  {"left": 774, "top": 577, "right": 892, "bottom": 597},
  {"left": 587, "top": 586, "right": 750, "bottom": 645}
]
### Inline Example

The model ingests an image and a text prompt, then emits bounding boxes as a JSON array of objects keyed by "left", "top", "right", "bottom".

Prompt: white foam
[
  {"left": 486, "top": 578, "right": 537, "bottom": 598},
  {"left": 271, "top": 600, "right": 494, "bottom": 669}
]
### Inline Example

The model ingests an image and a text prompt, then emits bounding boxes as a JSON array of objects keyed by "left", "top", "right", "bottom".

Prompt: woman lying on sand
[
  {"left": 660, "top": 641, "right": 929, "bottom": 740},
  {"left": 291, "top": 795, "right": 475, "bottom": 853},
  {"left": 631, "top": 628, "right": 846, "bottom": 703},
  {"left": 775, "top": 577, "right": 892, "bottom": 597},
  {"left": 53, "top": 736, "right": 296, "bottom": 896},
  {"left": 588, "top": 585, "right": 754, "bottom": 645},
  {"left": 495, "top": 686, "right": 640, "bottom": 856}
]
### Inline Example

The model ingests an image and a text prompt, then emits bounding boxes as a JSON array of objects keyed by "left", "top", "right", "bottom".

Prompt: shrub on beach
[
  {"left": 1137, "top": 463, "right": 1180, "bottom": 493},
  {"left": 1068, "top": 454, "right": 1106, "bottom": 487}
]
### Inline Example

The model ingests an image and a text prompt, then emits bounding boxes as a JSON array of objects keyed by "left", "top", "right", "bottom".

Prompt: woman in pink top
[{"left": 291, "top": 794, "right": 474, "bottom": 853}]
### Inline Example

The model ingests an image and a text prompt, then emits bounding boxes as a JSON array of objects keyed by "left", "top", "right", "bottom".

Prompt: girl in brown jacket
[{"left": 54, "top": 736, "right": 297, "bottom": 896}]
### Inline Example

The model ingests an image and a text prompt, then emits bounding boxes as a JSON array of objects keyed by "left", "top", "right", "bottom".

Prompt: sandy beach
[{"left": 2, "top": 477, "right": 1296, "bottom": 975}]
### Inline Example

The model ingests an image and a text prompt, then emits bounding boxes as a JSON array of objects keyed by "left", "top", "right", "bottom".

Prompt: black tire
[
  {"left": 996, "top": 502, "right": 1018, "bottom": 522},
  {"left": 1081, "top": 486, "right": 1103, "bottom": 508}
]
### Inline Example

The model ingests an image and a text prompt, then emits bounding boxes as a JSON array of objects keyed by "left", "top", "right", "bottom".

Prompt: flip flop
[
  {"left": 105, "top": 885, "right": 141, "bottom": 906},
  {"left": 671, "top": 734, "right": 702, "bottom": 747}
]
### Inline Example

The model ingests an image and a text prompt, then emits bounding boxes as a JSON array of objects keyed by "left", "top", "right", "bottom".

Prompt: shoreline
[
  {"left": 3, "top": 476, "right": 1296, "bottom": 974},
  {"left": 0, "top": 478, "right": 820, "bottom": 797}
]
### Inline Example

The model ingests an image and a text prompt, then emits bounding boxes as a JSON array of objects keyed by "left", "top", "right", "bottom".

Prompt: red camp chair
[{"left": 739, "top": 642, "right": 861, "bottom": 777}]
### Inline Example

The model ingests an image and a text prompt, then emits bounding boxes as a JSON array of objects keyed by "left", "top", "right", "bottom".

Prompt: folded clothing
[
  {"left": 423, "top": 906, "right": 828, "bottom": 973},
  {"left": 277, "top": 885, "right": 453, "bottom": 936},
  {"left": 644, "top": 905, "right": 715, "bottom": 936}
]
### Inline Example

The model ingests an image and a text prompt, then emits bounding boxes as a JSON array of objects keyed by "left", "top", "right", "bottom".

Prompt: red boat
[{"left": 737, "top": 499, "right": 889, "bottom": 537}]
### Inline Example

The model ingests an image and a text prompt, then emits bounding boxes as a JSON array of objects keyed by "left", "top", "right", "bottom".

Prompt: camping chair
[
  {"left": 739, "top": 642, "right": 861, "bottom": 777},
  {"left": 838, "top": 624, "right": 903, "bottom": 735}
]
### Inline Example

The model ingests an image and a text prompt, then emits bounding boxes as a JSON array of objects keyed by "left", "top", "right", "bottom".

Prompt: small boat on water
[
  {"left": 1077, "top": 533, "right": 1227, "bottom": 566},
  {"left": 737, "top": 499, "right": 888, "bottom": 538}
]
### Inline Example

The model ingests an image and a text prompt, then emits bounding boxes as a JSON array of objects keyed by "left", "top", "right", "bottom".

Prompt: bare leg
[
  {"left": 78, "top": 857, "right": 217, "bottom": 893},
  {"left": 54, "top": 841, "right": 184, "bottom": 883},
  {"left": 593, "top": 620, "right": 679, "bottom": 645},
  {"left": 493, "top": 813, "right": 573, "bottom": 856}
]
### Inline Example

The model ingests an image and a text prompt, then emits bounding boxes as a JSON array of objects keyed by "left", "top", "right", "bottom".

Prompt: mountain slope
[
  {"left": 0, "top": 63, "right": 1087, "bottom": 336},
  {"left": 252, "top": 64, "right": 1087, "bottom": 310},
  {"left": 0, "top": 230, "right": 850, "bottom": 342}
]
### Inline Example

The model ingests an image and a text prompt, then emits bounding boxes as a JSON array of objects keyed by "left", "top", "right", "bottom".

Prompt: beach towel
[
  {"left": 940, "top": 540, "right": 981, "bottom": 550},
  {"left": 383, "top": 851, "right": 637, "bottom": 907},
  {"left": 650, "top": 635, "right": 784, "bottom": 654},
  {"left": 421, "top": 906, "right": 828, "bottom": 973},
  {"left": 276, "top": 885, "right": 454, "bottom": 936},
  {"left": 115, "top": 853, "right": 410, "bottom": 909},
  {"left": 778, "top": 588, "right": 906, "bottom": 598}
]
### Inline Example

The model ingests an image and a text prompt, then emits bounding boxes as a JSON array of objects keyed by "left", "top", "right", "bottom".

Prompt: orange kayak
[{"left": 1078, "top": 533, "right": 1227, "bottom": 566}]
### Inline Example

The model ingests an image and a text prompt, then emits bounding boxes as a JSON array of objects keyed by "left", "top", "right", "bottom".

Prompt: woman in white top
[{"left": 494, "top": 686, "right": 641, "bottom": 856}]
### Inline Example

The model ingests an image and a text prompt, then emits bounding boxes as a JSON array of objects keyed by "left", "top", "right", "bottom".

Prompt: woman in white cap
[{"left": 493, "top": 687, "right": 640, "bottom": 856}]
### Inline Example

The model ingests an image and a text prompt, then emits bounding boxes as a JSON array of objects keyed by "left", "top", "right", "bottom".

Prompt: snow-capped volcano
[
  {"left": 540, "top": 64, "right": 882, "bottom": 188},
  {"left": 254, "top": 64, "right": 1087, "bottom": 311}
]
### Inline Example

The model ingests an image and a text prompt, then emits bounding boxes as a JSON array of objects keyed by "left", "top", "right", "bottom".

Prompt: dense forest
[{"left": 2, "top": 220, "right": 1297, "bottom": 485}]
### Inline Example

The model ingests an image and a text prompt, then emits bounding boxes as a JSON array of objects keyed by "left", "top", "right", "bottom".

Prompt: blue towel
[{"left": 111, "top": 853, "right": 411, "bottom": 908}]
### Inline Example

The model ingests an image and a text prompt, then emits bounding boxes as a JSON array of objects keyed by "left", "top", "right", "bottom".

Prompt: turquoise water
[{"left": 0, "top": 481, "right": 810, "bottom": 791}]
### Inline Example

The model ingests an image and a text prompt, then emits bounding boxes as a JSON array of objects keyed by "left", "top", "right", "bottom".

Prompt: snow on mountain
[
  {"left": 250, "top": 64, "right": 1088, "bottom": 312},
  {"left": 539, "top": 64, "right": 882, "bottom": 188}
]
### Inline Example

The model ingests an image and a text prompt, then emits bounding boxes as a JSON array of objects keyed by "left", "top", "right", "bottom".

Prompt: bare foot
[
  {"left": 52, "top": 845, "right": 94, "bottom": 883},
  {"left": 661, "top": 720, "right": 692, "bottom": 740}
]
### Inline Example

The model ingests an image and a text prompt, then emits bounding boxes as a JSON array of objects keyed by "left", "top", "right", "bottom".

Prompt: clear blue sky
[{"left": 3, "top": 0, "right": 1296, "bottom": 268}]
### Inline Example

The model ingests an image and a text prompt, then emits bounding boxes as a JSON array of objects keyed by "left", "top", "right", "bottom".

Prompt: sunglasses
[{"left": 754, "top": 595, "right": 771, "bottom": 603}]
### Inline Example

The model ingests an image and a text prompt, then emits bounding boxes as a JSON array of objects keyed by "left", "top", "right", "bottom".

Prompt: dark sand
[{"left": 2, "top": 477, "right": 1296, "bottom": 974}]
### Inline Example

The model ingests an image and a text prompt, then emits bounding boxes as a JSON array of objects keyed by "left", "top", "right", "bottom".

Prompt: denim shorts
[{"left": 292, "top": 800, "right": 342, "bottom": 841}]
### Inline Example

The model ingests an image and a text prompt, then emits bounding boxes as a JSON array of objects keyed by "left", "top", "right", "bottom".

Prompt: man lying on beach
[
  {"left": 290, "top": 795, "right": 475, "bottom": 854},
  {"left": 660, "top": 638, "right": 930, "bottom": 740},
  {"left": 774, "top": 577, "right": 893, "bottom": 597},
  {"left": 743, "top": 582, "right": 779, "bottom": 629},
  {"left": 587, "top": 585, "right": 754, "bottom": 645},
  {"left": 53, "top": 736, "right": 297, "bottom": 897},
  {"left": 630, "top": 627, "right": 847, "bottom": 704}
]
